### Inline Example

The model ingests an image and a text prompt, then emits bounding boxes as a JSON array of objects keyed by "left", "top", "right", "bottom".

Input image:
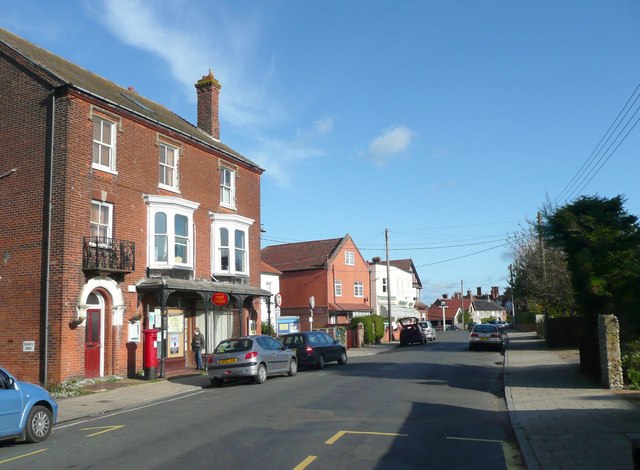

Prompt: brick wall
[{"left": 1, "top": 53, "right": 263, "bottom": 384}]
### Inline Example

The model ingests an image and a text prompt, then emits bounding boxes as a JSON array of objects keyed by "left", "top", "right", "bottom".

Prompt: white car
[{"left": 418, "top": 321, "right": 436, "bottom": 341}]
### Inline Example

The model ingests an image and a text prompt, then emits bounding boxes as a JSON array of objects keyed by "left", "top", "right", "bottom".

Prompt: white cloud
[
  {"left": 365, "top": 125, "right": 414, "bottom": 166},
  {"left": 313, "top": 117, "right": 334, "bottom": 136},
  {"left": 93, "top": 1, "right": 331, "bottom": 189},
  {"left": 95, "top": 0, "right": 281, "bottom": 130}
]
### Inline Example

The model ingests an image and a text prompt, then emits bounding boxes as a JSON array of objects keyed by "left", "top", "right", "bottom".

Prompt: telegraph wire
[{"left": 555, "top": 80, "right": 640, "bottom": 204}]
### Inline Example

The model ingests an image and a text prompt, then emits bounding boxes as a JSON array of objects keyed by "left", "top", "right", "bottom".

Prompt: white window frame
[
  {"left": 90, "top": 200, "right": 113, "bottom": 240},
  {"left": 210, "top": 213, "right": 254, "bottom": 277},
  {"left": 382, "top": 277, "right": 387, "bottom": 293},
  {"left": 345, "top": 251, "right": 355, "bottom": 266},
  {"left": 335, "top": 280, "right": 342, "bottom": 297},
  {"left": 92, "top": 116, "right": 117, "bottom": 173},
  {"left": 144, "top": 195, "right": 199, "bottom": 269},
  {"left": 220, "top": 166, "right": 236, "bottom": 209},
  {"left": 354, "top": 281, "right": 364, "bottom": 298},
  {"left": 159, "top": 143, "right": 179, "bottom": 191}
]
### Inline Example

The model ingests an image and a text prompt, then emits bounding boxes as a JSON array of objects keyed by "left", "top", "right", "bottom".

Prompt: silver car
[
  {"left": 468, "top": 324, "right": 505, "bottom": 351},
  {"left": 418, "top": 321, "right": 436, "bottom": 341},
  {"left": 207, "top": 335, "right": 297, "bottom": 387}
]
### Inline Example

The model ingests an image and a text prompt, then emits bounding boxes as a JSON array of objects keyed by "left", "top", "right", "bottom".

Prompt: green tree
[
  {"left": 544, "top": 195, "right": 640, "bottom": 336},
  {"left": 509, "top": 221, "right": 575, "bottom": 316}
]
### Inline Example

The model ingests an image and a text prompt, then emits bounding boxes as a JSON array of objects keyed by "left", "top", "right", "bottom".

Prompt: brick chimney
[{"left": 195, "top": 70, "right": 221, "bottom": 140}]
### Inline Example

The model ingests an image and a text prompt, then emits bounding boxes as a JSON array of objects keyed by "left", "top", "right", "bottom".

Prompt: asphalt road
[{"left": 0, "top": 331, "right": 523, "bottom": 469}]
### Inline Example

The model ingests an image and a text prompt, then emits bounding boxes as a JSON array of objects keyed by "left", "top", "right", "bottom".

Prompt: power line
[{"left": 555, "top": 80, "right": 640, "bottom": 204}]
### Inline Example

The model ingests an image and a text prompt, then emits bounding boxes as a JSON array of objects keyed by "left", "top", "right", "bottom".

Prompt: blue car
[{"left": 0, "top": 367, "right": 58, "bottom": 443}]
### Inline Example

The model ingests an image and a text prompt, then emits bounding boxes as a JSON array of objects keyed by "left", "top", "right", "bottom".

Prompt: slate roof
[
  {"left": 0, "top": 28, "right": 263, "bottom": 172},
  {"left": 261, "top": 237, "right": 344, "bottom": 272},
  {"left": 386, "top": 258, "right": 423, "bottom": 288},
  {"left": 472, "top": 299, "right": 506, "bottom": 312}
]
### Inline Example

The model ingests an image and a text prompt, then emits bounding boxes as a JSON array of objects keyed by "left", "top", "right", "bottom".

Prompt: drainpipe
[{"left": 43, "top": 91, "right": 56, "bottom": 384}]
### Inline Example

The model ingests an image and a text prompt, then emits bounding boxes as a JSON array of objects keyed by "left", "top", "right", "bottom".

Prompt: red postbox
[{"left": 142, "top": 329, "right": 159, "bottom": 380}]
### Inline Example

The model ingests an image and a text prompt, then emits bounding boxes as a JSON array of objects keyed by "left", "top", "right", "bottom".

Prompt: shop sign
[{"left": 212, "top": 292, "right": 230, "bottom": 306}]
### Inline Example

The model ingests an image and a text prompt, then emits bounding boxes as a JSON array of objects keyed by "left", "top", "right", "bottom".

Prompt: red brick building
[
  {"left": 261, "top": 235, "right": 372, "bottom": 331},
  {"left": 0, "top": 29, "right": 269, "bottom": 385}
]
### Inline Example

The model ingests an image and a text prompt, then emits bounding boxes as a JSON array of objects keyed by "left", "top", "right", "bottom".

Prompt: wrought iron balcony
[{"left": 83, "top": 236, "right": 135, "bottom": 273}]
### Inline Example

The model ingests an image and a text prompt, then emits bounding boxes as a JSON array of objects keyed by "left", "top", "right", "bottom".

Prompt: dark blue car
[{"left": 0, "top": 367, "right": 58, "bottom": 443}]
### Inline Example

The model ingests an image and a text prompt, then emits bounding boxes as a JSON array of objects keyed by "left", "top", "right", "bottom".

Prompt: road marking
[
  {"left": 447, "top": 436, "right": 502, "bottom": 443},
  {"left": 325, "top": 430, "right": 408, "bottom": 445},
  {"left": 0, "top": 449, "right": 47, "bottom": 464},
  {"left": 292, "top": 455, "right": 317, "bottom": 470},
  {"left": 81, "top": 425, "right": 125, "bottom": 437}
]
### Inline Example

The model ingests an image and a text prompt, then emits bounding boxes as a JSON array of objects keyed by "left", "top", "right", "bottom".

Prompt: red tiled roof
[
  {"left": 261, "top": 237, "right": 343, "bottom": 272},
  {"left": 260, "top": 261, "right": 282, "bottom": 275}
]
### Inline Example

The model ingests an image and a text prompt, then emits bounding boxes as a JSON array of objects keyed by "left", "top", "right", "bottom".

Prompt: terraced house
[{"left": 0, "top": 29, "right": 270, "bottom": 385}]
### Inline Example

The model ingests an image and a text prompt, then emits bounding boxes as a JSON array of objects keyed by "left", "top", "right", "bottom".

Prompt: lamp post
[{"left": 440, "top": 301, "right": 448, "bottom": 331}]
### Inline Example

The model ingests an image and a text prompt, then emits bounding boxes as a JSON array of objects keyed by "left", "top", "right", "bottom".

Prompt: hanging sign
[
  {"left": 212, "top": 292, "right": 230, "bottom": 306},
  {"left": 274, "top": 293, "right": 282, "bottom": 308}
]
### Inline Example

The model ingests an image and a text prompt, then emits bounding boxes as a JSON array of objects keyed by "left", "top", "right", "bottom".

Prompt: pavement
[{"left": 54, "top": 333, "right": 640, "bottom": 469}]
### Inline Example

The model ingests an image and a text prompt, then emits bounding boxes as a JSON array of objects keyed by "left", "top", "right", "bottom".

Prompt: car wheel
[
  {"left": 210, "top": 377, "right": 223, "bottom": 388},
  {"left": 255, "top": 364, "right": 267, "bottom": 384},
  {"left": 338, "top": 350, "right": 348, "bottom": 365},
  {"left": 287, "top": 358, "right": 298, "bottom": 376},
  {"left": 317, "top": 355, "right": 325, "bottom": 369},
  {"left": 469, "top": 344, "right": 475, "bottom": 351},
  {"left": 24, "top": 405, "right": 53, "bottom": 443}
]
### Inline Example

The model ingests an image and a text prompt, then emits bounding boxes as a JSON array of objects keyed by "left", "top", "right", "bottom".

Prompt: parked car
[
  {"left": 0, "top": 366, "right": 58, "bottom": 443},
  {"left": 279, "top": 331, "right": 347, "bottom": 369},
  {"left": 468, "top": 324, "right": 505, "bottom": 351},
  {"left": 418, "top": 321, "right": 436, "bottom": 341},
  {"left": 207, "top": 335, "right": 297, "bottom": 387},
  {"left": 399, "top": 317, "right": 426, "bottom": 346}
]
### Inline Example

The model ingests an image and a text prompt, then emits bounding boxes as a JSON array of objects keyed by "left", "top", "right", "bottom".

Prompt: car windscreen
[
  {"left": 473, "top": 325, "right": 498, "bottom": 333},
  {"left": 214, "top": 339, "right": 253, "bottom": 353}
]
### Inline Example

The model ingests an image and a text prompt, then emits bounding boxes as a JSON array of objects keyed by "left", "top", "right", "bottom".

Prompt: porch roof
[{"left": 136, "top": 277, "right": 271, "bottom": 297}]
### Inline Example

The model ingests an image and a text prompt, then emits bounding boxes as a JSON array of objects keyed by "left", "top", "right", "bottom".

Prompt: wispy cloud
[
  {"left": 364, "top": 125, "right": 414, "bottom": 167},
  {"left": 92, "top": 0, "right": 330, "bottom": 188},
  {"left": 94, "top": 0, "right": 280, "bottom": 130}
]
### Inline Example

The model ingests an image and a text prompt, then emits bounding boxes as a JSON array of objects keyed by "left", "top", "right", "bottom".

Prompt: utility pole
[
  {"left": 509, "top": 264, "right": 516, "bottom": 328},
  {"left": 461, "top": 280, "right": 464, "bottom": 330},
  {"left": 537, "top": 211, "right": 546, "bottom": 281},
  {"left": 385, "top": 228, "right": 392, "bottom": 343}
]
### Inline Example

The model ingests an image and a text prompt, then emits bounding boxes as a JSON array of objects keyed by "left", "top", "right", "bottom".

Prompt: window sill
[
  {"left": 158, "top": 184, "right": 180, "bottom": 194},
  {"left": 92, "top": 164, "right": 118, "bottom": 176}
]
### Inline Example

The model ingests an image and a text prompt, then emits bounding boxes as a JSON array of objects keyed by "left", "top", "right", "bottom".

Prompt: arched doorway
[{"left": 85, "top": 292, "right": 105, "bottom": 378}]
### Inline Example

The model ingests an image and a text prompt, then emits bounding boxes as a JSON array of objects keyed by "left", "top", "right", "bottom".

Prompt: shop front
[{"left": 136, "top": 277, "right": 271, "bottom": 377}]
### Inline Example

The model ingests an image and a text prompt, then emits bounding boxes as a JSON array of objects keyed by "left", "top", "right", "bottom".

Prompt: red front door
[{"left": 85, "top": 308, "right": 101, "bottom": 378}]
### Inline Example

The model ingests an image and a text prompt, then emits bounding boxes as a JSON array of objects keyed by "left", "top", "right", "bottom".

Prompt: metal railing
[{"left": 82, "top": 236, "right": 135, "bottom": 272}]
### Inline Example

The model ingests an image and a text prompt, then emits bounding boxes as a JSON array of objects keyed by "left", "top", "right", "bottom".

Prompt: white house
[
  {"left": 260, "top": 261, "right": 282, "bottom": 332},
  {"left": 368, "top": 257, "right": 421, "bottom": 321}
]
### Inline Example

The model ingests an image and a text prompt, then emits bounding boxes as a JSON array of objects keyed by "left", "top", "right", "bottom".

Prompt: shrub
[
  {"left": 350, "top": 315, "right": 385, "bottom": 345},
  {"left": 621, "top": 340, "right": 640, "bottom": 389}
]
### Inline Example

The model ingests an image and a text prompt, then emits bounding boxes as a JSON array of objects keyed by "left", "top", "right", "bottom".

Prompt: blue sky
[{"left": 3, "top": 1, "right": 640, "bottom": 302}]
